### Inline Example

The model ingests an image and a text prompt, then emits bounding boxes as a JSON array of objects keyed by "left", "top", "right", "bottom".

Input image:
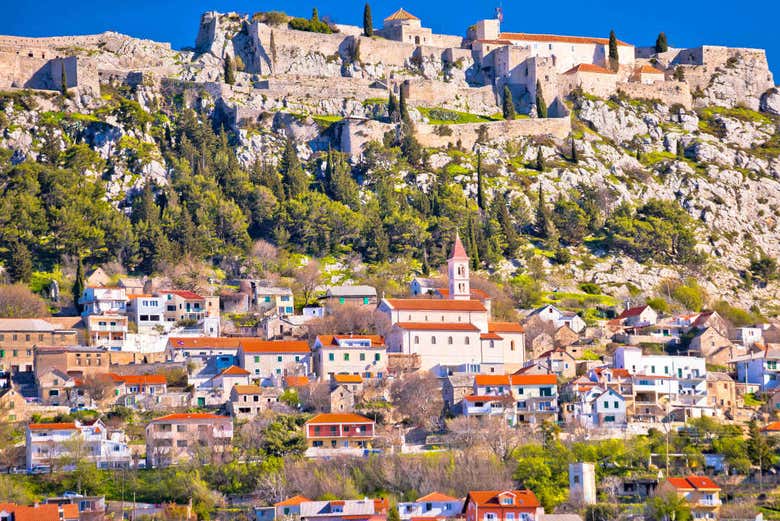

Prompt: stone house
[
  {"left": 36, "top": 368, "right": 80, "bottom": 406},
  {"left": 688, "top": 327, "right": 739, "bottom": 365},
  {"left": 442, "top": 373, "right": 474, "bottom": 412},
  {"left": 329, "top": 384, "right": 357, "bottom": 413},
  {"left": 322, "top": 285, "right": 378, "bottom": 310},
  {"left": 706, "top": 372, "right": 737, "bottom": 416},
  {"left": 229, "top": 384, "right": 281, "bottom": 419},
  {"left": 560, "top": 63, "right": 617, "bottom": 98},
  {"left": 554, "top": 325, "right": 579, "bottom": 348},
  {"left": 529, "top": 348, "right": 577, "bottom": 379},
  {"left": 0, "top": 386, "right": 28, "bottom": 422},
  {"left": 0, "top": 318, "right": 81, "bottom": 373},
  {"left": 145, "top": 413, "right": 233, "bottom": 468}
]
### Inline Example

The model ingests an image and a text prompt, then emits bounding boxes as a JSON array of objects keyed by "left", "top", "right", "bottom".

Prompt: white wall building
[{"left": 26, "top": 420, "right": 130, "bottom": 470}]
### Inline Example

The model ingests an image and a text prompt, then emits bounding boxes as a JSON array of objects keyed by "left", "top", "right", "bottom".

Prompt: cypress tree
[
  {"left": 73, "top": 257, "right": 85, "bottom": 313},
  {"left": 676, "top": 140, "right": 685, "bottom": 159},
  {"left": 655, "top": 32, "right": 668, "bottom": 53},
  {"left": 312, "top": 8, "right": 319, "bottom": 22},
  {"left": 502, "top": 85, "right": 516, "bottom": 120},
  {"left": 60, "top": 62, "right": 68, "bottom": 96},
  {"left": 476, "top": 150, "right": 485, "bottom": 210},
  {"left": 399, "top": 87, "right": 410, "bottom": 124},
  {"left": 536, "top": 185, "right": 559, "bottom": 244},
  {"left": 280, "top": 139, "right": 308, "bottom": 199},
  {"left": 608, "top": 30, "right": 619, "bottom": 71},
  {"left": 535, "top": 147, "right": 545, "bottom": 172},
  {"left": 224, "top": 55, "right": 236, "bottom": 85},
  {"left": 571, "top": 136, "right": 578, "bottom": 164},
  {"left": 496, "top": 192, "right": 520, "bottom": 255},
  {"left": 270, "top": 31, "right": 278, "bottom": 67},
  {"left": 388, "top": 92, "right": 399, "bottom": 122},
  {"left": 635, "top": 148, "right": 642, "bottom": 162},
  {"left": 363, "top": 3, "right": 373, "bottom": 37},
  {"left": 535, "top": 80, "right": 548, "bottom": 118}
]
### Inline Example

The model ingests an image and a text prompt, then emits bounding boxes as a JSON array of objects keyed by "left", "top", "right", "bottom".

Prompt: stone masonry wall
[
  {"left": 415, "top": 117, "right": 571, "bottom": 149},
  {"left": 616, "top": 80, "right": 693, "bottom": 109}
]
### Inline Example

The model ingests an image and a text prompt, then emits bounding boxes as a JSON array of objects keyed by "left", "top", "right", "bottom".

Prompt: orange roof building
[
  {"left": 304, "top": 413, "right": 376, "bottom": 452},
  {"left": 238, "top": 340, "right": 311, "bottom": 385},
  {"left": 463, "top": 490, "right": 541, "bottom": 521},
  {"left": 145, "top": 413, "right": 233, "bottom": 468}
]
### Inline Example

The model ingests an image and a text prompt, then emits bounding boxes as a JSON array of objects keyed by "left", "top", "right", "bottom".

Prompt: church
[{"left": 380, "top": 235, "right": 526, "bottom": 375}]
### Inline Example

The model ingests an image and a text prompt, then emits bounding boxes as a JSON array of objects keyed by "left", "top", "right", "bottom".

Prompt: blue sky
[{"left": 2, "top": 0, "right": 778, "bottom": 79}]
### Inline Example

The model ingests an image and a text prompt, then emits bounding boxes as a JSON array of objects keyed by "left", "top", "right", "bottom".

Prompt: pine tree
[
  {"left": 60, "top": 62, "right": 68, "bottom": 96},
  {"left": 280, "top": 139, "right": 308, "bottom": 199},
  {"left": 363, "top": 3, "right": 373, "bottom": 37},
  {"left": 495, "top": 192, "right": 520, "bottom": 255},
  {"left": 476, "top": 150, "right": 485, "bottom": 210},
  {"left": 535, "top": 147, "right": 545, "bottom": 172},
  {"left": 73, "top": 257, "right": 85, "bottom": 313},
  {"left": 224, "top": 55, "right": 236, "bottom": 85},
  {"left": 676, "top": 140, "right": 685, "bottom": 159},
  {"left": 324, "top": 148, "right": 359, "bottom": 208},
  {"left": 535, "top": 185, "right": 558, "bottom": 244},
  {"left": 502, "top": 85, "right": 516, "bottom": 120},
  {"left": 535, "top": 80, "right": 548, "bottom": 118},
  {"left": 388, "top": 92, "right": 399, "bottom": 122},
  {"left": 608, "top": 30, "right": 619, "bottom": 71},
  {"left": 571, "top": 136, "right": 578, "bottom": 163},
  {"left": 655, "top": 32, "right": 668, "bottom": 53}
]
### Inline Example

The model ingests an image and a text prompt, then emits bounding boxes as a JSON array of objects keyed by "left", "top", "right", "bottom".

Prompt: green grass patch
[
  {"left": 744, "top": 392, "right": 764, "bottom": 407},
  {"left": 417, "top": 107, "right": 499, "bottom": 125},
  {"left": 362, "top": 97, "right": 388, "bottom": 106},
  {"left": 541, "top": 291, "right": 618, "bottom": 308},
  {"left": 639, "top": 150, "right": 677, "bottom": 166}
]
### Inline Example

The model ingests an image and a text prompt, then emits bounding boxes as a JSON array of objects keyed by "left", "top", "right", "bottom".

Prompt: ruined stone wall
[
  {"left": 403, "top": 78, "right": 498, "bottom": 114},
  {"left": 617, "top": 80, "right": 693, "bottom": 109},
  {"left": 415, "top": 117, "right": 571, "bottom": 148},
  {"left": 559, "top": 71, "right": 618, "bottom": 99}
]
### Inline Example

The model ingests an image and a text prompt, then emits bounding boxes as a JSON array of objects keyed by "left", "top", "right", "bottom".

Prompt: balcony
[{"left": 695, "top": 499, "right": 721, "bottom": 507}]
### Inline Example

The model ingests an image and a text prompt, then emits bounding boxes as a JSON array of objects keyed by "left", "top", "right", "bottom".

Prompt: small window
[
  {"left": 431, "top": 337, "right": 436, "bottom": 345},
  {"left": 344, "top": 354, "right": 350, "bottom": 361},
  {"left": 448, "top": 336, "right": 453, "bottom": 345},
  {"left": 328, "top": 353, "right": 335, "bottom": 361},
  {"left": 360, "top": 353, "right": 365, "bottom": 361}
]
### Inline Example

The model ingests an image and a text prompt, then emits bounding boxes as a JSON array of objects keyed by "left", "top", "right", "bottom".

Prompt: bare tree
[
  {"left": 390, "top": 372, "right": 444, "bottom": 432},
  {"left": 294, "top": 260, "right": 322, "bottom": 306},
  {"left": 249, "top": 240, "right": 280, "bottom": 277},
  {"left": 445, "top": 416, "right": 525, "bottom": 461},
  {"left": 305, "top": 305, "right": 391, "bottom": 340},
  {"left": 300, "top": 381, "right": 331, "bottom": 413},
  {"left": 0, "top": 284, "right": 50, "bottom": 318},
  {"left": 80, "top": 374, "right": 116, "bottom": 407}
]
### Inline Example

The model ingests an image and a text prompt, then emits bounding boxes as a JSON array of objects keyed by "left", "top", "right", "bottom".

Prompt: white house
[
  {"left": 398, "top": 492, "right": 464, "bottom": 520},
  {"left": 410, "top": 277, "right": 437, "bottom": 296},
  {"left": 526, "top": 304, "right": 586, "bottom": 333},
  {"left": 26, "top": 420, "right": 130, "bottom": 470},
  {"left": 576, "top": 387, "right": 627, "bottom": 428},
  {"left": 463, "top": 374, "right": 558, "bottom": 425},
  {"left": 617, "top": 305, "right": 658, "bottom": 328},
  {"left": 126, "top": 295, "right": 165, "bottom": 330},
  {"left": 79, "top": 287, "right": 127, "bottom": 317}
]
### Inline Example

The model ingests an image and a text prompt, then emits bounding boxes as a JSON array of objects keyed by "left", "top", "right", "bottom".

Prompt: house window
[
  {"left": 344, "top": 354, "right": 350, "bottom": 361},
  {"left": 448, "top": 337, "right": 453, "bottom": 345},
  {"left": 540, "top": 387, "right": 552, "bottom": 397},
  {"left": 360, "top": 353, "right": 366, "bottom": 361},
  {"left": 254, "top": 356, "right": 260, "bottom": 363},
  {"left": 329, "top": 353, "right": 335, "bottom": 361},
  {"left": 374, "top": 353, "right": 381, "bottom": 362},
  {"left": 604, "top": 415, "right": 615, "bottom": 422},
  {"left": 431, "top": 337, "right": 436, "bottom": 345},
  {"left": 511, "top": 341, "right": 515, "bottom": 351},
  {"left": 614, "top": 401, "right": 619, "bottom": 408},
  {"left": 465, "top": 337, "right": 470, "bottom": 345},
  {"left": 414, "top": 336, "right": 419, "bottom": 344},
  {"left": 339, "top": 298, "right": 345, "bottom": 304},
  {"left": 277, "top": 356, "right": 282, "bottom": 362},
  {"left": 363, "top": 297, "right": 370, "bottom": 305}
]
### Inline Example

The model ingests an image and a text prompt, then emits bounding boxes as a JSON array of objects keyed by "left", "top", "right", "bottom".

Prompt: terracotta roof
[
  {"left": 480, "top": 333, "right": 503, "bottom": 340},
  {"left": 160, "top": 289, "right": 203, "bottom": 300},
  {"left": 763, "top": 421, "right": 780, "bottom": 432},
  {"left": 333, "top": 374, "right": 364, "bottom": 384},
  {"left": 395, "top": 322, "right": 480, "bottom": 332},
  {"left": 150, "top": 413, "right": 229, "bottom": 423},
  {"left": 168, "top": 337, "right": 244, "bottom": 349},
  {"left": 240, "top": 339, "right": 310, "bottom": 353},
  {"left": 618, "top": 305, "right": 650, "bottom": 319},
  {"left": 475, "top": 374, "right": 557, "bottom": 386},
  {"left": 284, "top": 375, "right": 310, "bottom": 387},
  {"left": 112, "top": 374, "right": 167, "bottom": 385},
  {"left": 306, "top": 413, "right": 374, "bottom": 424},
  {"left": 0, "top": 503, "right": 63, "bottom": 521},
  {"left": 316, "top": 335, "right": 385, "bottom": 348},
  {"left": 61, "top": 504, "right": 79, "bottom": 519},
  {"left": 28, "top": 422, "right": 77, "bottom": 430},
  {"left": 275, "top": 495, "right": 311, "bottom": 507},
  {"left": 219, "top": 365, "right": 251, "bottom": 376},
  {"left": 564, "top": 63, "right": 615, "bottom": 75},
  {"left": 667, "top": 476, "right": 720, "bottom": 491},
  {"left": 233, "top": 384, "right": 263, "bottom": 395},
  {"left": 464, "top": 395, "right": 509, "bottom": 402},
  {"left": 489, "top": 321, "right": 525, "bottom": 333},
  {"left": 383, "top": 298, "right": 487, "bottom": 312},
  {"left": 450, "top": 233, "right": 469, "bottom": 260},
  {"left": 436, "top": 288, "right": 491, "bottom": 300},
  {"left": 638, "top": 64, "right": 665, "bottom": 74},
  {"left": 416, "top": 492, "right": 459, "bottom": 503},
  {"left": 498, "top": 32, "right": 631, "bottom": 47},
  {"left": 466, "top": 490, "right": 540, "bottom": 508},
  {"left": 384, "top": 8, "right": 419, "bottom": 21}
]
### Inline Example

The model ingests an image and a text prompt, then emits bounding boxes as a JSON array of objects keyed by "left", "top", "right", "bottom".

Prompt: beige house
[
  {"left": 657, "top": 476, "right": 721, "bottom": 520},
  {"left": 229, "top": 385, "right": 281, "bottom": 419},
  {"left": 313, "top": 335, "right": 387, "bottom": 380},
  {"left": 36, "top": 368, "right": 80, "bottom": 406},
  {"left": 689, "top": 327, "right": 739, "bottom": 365},
  {"left": 0, "top": 386, "right": 28, "bottom": 422},
  {"left": 238, "top": 339, "right": 311, "bottom": 385},
  {"left": 34, "top": 345, "right": 110, "bottom": 379},
  {"left": 375, "top": 9, "right": 432, "bottom": 46},
  {"left": 145, "top": 413, "right": 233, "bottom": 468},
  {"left": 706, "top": 372, "right": 737, "bottom": 415},
  {"left": 0, "top": 318, "right": 81, "bottom": 373}
]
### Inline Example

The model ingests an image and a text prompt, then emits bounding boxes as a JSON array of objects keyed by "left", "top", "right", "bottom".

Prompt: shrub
[
  {"left": 579, "top": 282, "right": 602, "bottom": 295},
  {"left": 288, "top": 17, "right": 334, "bottom": 34}
]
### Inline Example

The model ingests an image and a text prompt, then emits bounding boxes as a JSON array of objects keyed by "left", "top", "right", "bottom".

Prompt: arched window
[
  {"left": 431, "top": 336, "right": 437, "bottom": 345},
  {"left": 448, "top": 336, "right": 453, "bottom": 345}
]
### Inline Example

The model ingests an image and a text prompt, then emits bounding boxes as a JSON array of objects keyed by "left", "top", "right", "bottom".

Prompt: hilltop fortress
[{"left": 0, "top": 8, "right": 776, "bottom": 151}]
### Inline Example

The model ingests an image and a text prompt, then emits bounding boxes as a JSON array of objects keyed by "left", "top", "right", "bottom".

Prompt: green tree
[
  {"left": 494, "top": 192, "right": 520, "bottom": 255},
  {"left": 270, "top": 31, "right": 278, "bottom": 66},
  {"left": 676, "top": 139, "right": 685, "bottom": 159},
  {"left": 476, "top": 150, "right": 485, "bottom": 209},
  {"left": 363, "top": 3, "right": 373, "bottom": 37},
  {"left": 747, "top": 420, "right": 775, "bottom": 471},
  {"left": 324, "top": 148, "right": 359, "bottom": 208},
  {"left": 502, "top": 85, "right": 516, "bottom": 120},
  {"left": 655, "top": 32, "right": 669, "bottom": 53},
  {"left": 535, "top": 185, "right": 558, "bottom": 245},
  {"left": 388, "top": 92, "right": 399, "bottom": 122},
  {"left": 608, "top": 30, "right": 619, "bottom": 71},
  {"left": 646, "top": 492, "right": 691, "bottom": 521},
  {"left": 673, "top": 66, "right": 685, "bottom": 81},
  {"left": 552, "top": 197, "right": 589, "bottom": 246},
  {"left": 387, "top": 505, "right": 401, "bottom": 521},
  {"left": 279, "top": 139, "right": 308, "bottom": 199},
  {"left": 224, "top": 55, "right": 236, "bottom": 85},
  {"left": 535, "top": 80, "right": 548, "bottom": 118},
  {"left": 6, "top": 240, "right": 33, "bottom": 283},
  {"left": 535, "top": 147, "right": 545, "bottom": 172},
  {"left": 73, "top": 257, "right": 85, "bottom": 313},
  {"left": 399, "top": 87, "right": 411, "bottom": 124},
  {"left": 750, "top": 253, "right": 778, "bottom": 287}
]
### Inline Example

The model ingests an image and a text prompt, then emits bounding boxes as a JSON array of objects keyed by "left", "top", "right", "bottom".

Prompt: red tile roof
[
  {"left": 150, "top": 413, "right": 229, "bottom": 423},
  {"left": 480, "top": 333, "right": 503, "bottom": 340},
  {"left": 489, "top": 321, "right": 525, "bottom": 333},
  {"left": 395, "top": 322, "right": 481, "bottom": 332},
  {"left": 384, "top": 299, "right": 487, "bottom": 312},
  {"left": 306, "top": 413, "right": 374, "bottom": 424},
  {"left": 638, "top": 64, "right": 665, "bottom": 74},
  {"left": 466, "top": 490, "right": 540, "bottom": 508},
  {"left": 384, "top": 8, "right": 419, "bottom": 21},
  {"left": 475, "top": 374, "right": 557, "bottom": 386},
  {"left": 333, "top": 374, "right": 364, "bottom": 384},
  {"left": 763, "top": 421, "right": 780, "bottom": 432},
  {"left": 232, "top": 384, "right": 264, "bottom": 395},
  {"left": 28, "top": 422, "right": 77, "bottom": 430},
  {"left": 219, "top": 365, "right": 251, "bottom": 376},
  {"left": 667, "top": 476, "right": 720, "bottom": 491},
  {"left": 160, "top": 289, "right": 204, "bottom": 300},
  {"left": 240, "top": 339, "right": 310, "bottom": 353},
  {"left": 275, "top": 495, "right": 311, "bottom": 507},
  {"left": 618, "top": 305, "right": 649, "bottom": 319},
  {"left": 61, "top": 504, "right": 79, "bottom": 519},
  {"left": 316, "top": 335, "right": 385, "bottom": 348},
  {"left": 564, "top": 63, "right": 615, "bottom": 75},
  {"left": 416, "top": 492, "right": 459, "bottom": 502},
  {"left": 450, "top": 234, "right": 469, "bottom": 260},
  {"left": 0, "top": 503, "right": 63, "bottom": 521},
  {"left": 284, "top": 375, "right": 311, "bottom": 387},
  {"left": 499, "top": 32, "right": 631, "bottom": 47},
  {"left": 112, "top": 374, "right": 167, "bottom": 385}
]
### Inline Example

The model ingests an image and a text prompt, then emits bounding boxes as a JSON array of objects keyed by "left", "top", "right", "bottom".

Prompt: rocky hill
[{"left": 0, "top": 11, "right": 779, "bottom": 314}]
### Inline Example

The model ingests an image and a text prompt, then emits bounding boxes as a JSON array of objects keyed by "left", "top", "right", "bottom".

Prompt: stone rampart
[
  {"left": 616, "top": 80, "right": 693, "bottom": 109},
  {"left": 403, "top": 78, "right": 498, "bottom": 114},
  {"left": 414, "top": 117, "right": 571, "bottom": 149}
]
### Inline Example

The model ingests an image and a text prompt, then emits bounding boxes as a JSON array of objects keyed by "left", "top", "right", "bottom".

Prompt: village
[{"left": 0, "top": 234, "right": 776, "bottom": 520}]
